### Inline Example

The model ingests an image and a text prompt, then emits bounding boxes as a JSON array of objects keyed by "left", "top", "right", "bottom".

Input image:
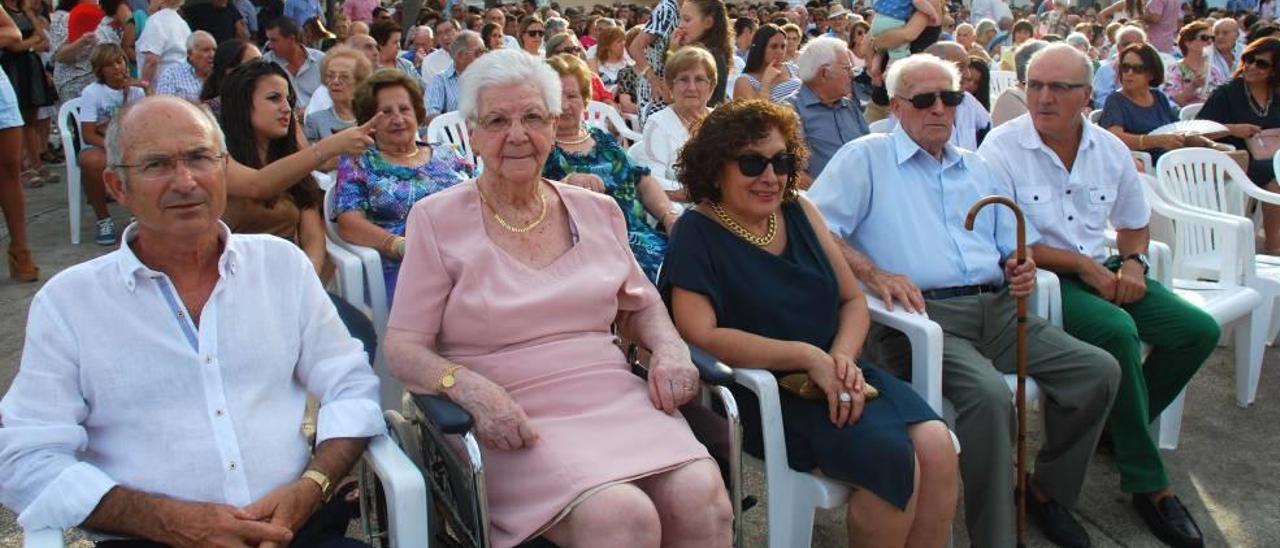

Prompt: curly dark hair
[{"left": 675, "top": 99, "right": 808, "bottom": 205}]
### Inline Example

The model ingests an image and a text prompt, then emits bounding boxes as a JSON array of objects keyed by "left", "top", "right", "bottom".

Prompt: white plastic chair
[
  {"left": 1179, "top": 102, "right": 1204, "bottom": 121},
  {"left": 585, "top": 100, "right": 643, "bottom": 146},
  {"left": 58, "top": 98, "right": 84, "bottom": 244},
  {"left": 1143, "top": 164, "right": 1269, "bottom": 408},
  {"left": 20, "top": 434, "right": 428, "bottom": 548},
  {"left": 868, "top": 118, "right": 895, "bottom": 134},
  {"left": 1089, "top": 109, "right": 1103, "bottom": 124},
  {"left": 988, "top": 69, "right": 1017, "bottom": 98},
  {"left": 324, "top": 183, "right": 389, "bottom": 339},
  {"left": 425, "top": 111, "right": 475, "bottom": 166}
]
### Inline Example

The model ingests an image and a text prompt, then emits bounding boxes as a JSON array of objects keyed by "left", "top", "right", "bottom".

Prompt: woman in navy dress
[{"left": 660, "top": 100, "right": 958, "bottom": 547}]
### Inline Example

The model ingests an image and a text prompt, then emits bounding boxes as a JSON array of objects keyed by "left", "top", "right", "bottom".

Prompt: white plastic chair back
[
  {"left": 988, "top": 69, "right": 1017, "bottom": 98},
  {"left": 1154, "top": 149, "right": 1251, "bottom": 280},
  {"left": 425, "top": 111, "right": 475, "bottom": 165},
  {"left": 868, "top": 118, "right": 895, "bottom": 134},
  {"left": 1089, "top": 109, "right": 1103, "bottom": 123},
  {"left": 585, "top": 100, "right": 643, "bottom": 146},
  {"left": 59, "top": 98, "right": 85, "bottom": 244},
  {"left": 1179, "top": 102, "right": 1203, "bottom": 121}
]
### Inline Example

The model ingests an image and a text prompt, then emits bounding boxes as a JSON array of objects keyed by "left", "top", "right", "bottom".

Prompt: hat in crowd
[{"left": 827, "top": 5, "right": 851, "bottom": 19}]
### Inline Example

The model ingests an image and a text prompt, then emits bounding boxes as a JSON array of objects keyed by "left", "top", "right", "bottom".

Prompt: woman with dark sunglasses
[
  {"left": 1197, "top": 37, "right": 1280, "bottom": 251},
  {"left": 660, "top": 99, "right": 958, "bottom": 548},
  {"left": 516, "top": 14, "right": 544, "bottom": 57},
  {"left": 1163, "top": 21, "right": 1215, "bottom": 107},
  {"left": 1099, "top": 42, "right": 1185, "bottom": 162}
]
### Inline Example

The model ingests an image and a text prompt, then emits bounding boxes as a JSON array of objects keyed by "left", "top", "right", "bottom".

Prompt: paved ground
[{"left": 2, "top": 170, "right": 1279, "bottom": 547}]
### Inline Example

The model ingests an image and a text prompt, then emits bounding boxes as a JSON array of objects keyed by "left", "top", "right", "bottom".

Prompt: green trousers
[{"left": 1059, "top": 271, "right": 1220, "bottom": 494}]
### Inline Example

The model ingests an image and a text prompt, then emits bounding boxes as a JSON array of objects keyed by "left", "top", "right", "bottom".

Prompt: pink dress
[{"left": 389, "top": 180, "right": 711, "bottom": 547}]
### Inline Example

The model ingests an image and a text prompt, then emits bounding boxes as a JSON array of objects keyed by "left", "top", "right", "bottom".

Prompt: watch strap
[{"left": 301, "top": 469, "right": 332, "bottom": 499}]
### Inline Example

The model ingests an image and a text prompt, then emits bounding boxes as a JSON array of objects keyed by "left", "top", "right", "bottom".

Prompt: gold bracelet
[
  {"left": 380, "top": 233, "right": 399, "bottom": 255},
  {"left": 1138, "top": 135, "right": 1145, "bottom": 149}
]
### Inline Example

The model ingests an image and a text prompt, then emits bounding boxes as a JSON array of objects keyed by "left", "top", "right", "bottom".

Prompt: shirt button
[
  {"left": 229, "top": 462, "right": 237, "bottom": 471},
  {"left": 1068, "top": 216, "right": 1074, "bottom": 221},
  {"left": 176, "top": 311, "right": 184, "bottom": 318},
  {"left": 205, "top": 355, "right": 213, "bottom": 364},
  {"left": 1066, "top": 189, "right": 1072, "bottom": 195},
  {"left": 215, "top": 409, "right": 224, "bottom": 417}
]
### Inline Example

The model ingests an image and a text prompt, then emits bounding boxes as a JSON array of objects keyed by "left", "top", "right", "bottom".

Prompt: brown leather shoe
[{"left": 8, "top": 246, "right": 39, "bottom": 282}]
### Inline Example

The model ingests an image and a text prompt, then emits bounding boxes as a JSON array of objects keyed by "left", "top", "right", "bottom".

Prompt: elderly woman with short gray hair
[
  {"left": 991, "top": 39, "right": 1049, "bottom": 126},
  {"left": 384, "top": 49, "right": 732, "bottom": 548}
]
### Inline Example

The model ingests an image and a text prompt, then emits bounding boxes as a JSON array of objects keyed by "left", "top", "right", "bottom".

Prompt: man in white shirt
[
  {"left": 136, "top": 0, "right": 191, "bottom": 94},
  {"left": 970, "top": 0, "right": 1011, "bottom": 26},
  {"left": 978, "top": 44, "right": 1213, "bottom": 548},
  {"left": 1208, "top": 18, "right": 1241, "bottom": 92},
  {"left": 0, "top": 96, "right": 385, "bottom": 545}
]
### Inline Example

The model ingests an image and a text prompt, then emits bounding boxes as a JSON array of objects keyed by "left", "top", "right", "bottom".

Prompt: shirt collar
[
  {"left": 797, "top": 83, "right": 849, "bottom": 109},
  {"left": 891, "top": 123, "right": 965, "bottom": 170},
  {"left": 1016, "top": 112, "right": 1096, "bottom": 155},
  {"left": 115, "top": 221, "right": 239, "bottom": 291}
]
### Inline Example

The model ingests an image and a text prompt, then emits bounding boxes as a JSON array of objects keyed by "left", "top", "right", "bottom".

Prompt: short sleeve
[
  {"left": 657, "top": 215, "right": 722, "bottom": 314},
  {"left": 333, "top": 154, "right": 371, "bottom": 219},
  {"left": 645, "top": 0, "right": 677, "bottom": 35},
  {"left": 808, "top": 142, "right": 872, "bottom": 239},
  {"left": 1097, "top": 93, "right": 1126, "bottom": 130},
  {"left": 604, "top": 199, "right": 660, "bottom": 312},
  {"left": 303, "top": 114, "right": 321, "bottom": 142},
  {"left": 1196, "top": 83, "right": 1232, "bottom": 123},
  {"left": 387, "top": 201, "right": 453, "bottom": 338}
]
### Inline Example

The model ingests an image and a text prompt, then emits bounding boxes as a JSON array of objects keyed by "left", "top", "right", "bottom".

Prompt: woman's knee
[
  {"left": 558, "top": 484, "right": 661, "bottom": 546},
  {"left": 909, "top": 421, "right": 959, "bottom": 482}
]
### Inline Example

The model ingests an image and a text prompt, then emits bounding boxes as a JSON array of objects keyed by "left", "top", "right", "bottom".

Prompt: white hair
[
  {"left": 1027, "top": 43, "right": 1093, "bottom": 84},
  {"left": 106, "top": 96, "right": 226, "bottom": 186},
  {"left": 885, "top": 54, "right": 960, "bottom": 98},
  {"left": 1065, "top": 32, "right": 1091, "bottom": 51},
  {"left": 796, "top": 36, "right": 848, "bottom": 82},
  {"left": 186, "top": 30, "right": 214, "bottom": 51},
  {"left": 1116, "top": 25, "right": 1147, "bottom": 45},
  {"left": 459, "top": 49, "right": 563, "bottom": 120}
]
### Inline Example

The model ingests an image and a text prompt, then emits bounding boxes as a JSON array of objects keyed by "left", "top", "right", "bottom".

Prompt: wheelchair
[{"left": 380, "top": 343, "right": 747, "bottom": 548}]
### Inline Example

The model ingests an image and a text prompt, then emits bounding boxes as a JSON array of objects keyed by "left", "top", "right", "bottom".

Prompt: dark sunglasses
[
  {"left": 555, "top": 46, "right": 584, "bottom": 55},
  {"left": 736, "top": 153, "right": 796, "bottom": 176},
  {"left": 1119, "top": 62, "right": 1147, "bottom": 74},
  {"left": 1196, "top": 34, "right": 1213, "bottom": 41},
  {"left": 526, "top": 29, "right": 545, "bottom": 37},
  {"left": 1245, "top": 56, "right": 1274, "bottom": 70},
  {"left": 901, "top": 90, "right": 965, "bottom": 109}
]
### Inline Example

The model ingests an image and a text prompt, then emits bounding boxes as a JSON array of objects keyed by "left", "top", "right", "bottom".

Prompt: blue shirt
[
  {"left": 424, "top": 64, "right": 460, "bottom": 116},
  {"left": 283, "top": 0, "right": 319, "bottom": 27},
  {"left": 807, "top": 127, "right": 1039, "bottom": 291},
  {"left": 787, "top": 84, "right": 869, "bottom": 179},
  {"left": 873, "top": 0, "right": 914, "bottom": 21},
  {"left": 1093, "top": 59, "right": 1117, "bottom": 109}
]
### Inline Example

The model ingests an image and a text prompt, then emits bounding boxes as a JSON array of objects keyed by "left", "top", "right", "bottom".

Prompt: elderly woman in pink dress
[{"left": 383, "top": 48, "right": 733, "bottom": 548}]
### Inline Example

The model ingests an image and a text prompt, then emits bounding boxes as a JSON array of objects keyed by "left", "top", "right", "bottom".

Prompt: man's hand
[
  {"left": 1078, "top": 256, "right": 1118, "bottom": 301},
  {"left": 158, "top": 500, "right": 294, "bottom": 548},
  {"left": 241, "top": 480, "right": 325, "bottom": 548},
  {"left": 1004, "top": 257, "right": 1037, "bottom": 298},
  {"left": 864, "top": 268, "right": 925, "bottom": 313},
  {"left": 1113, "top": 260, "right": 1148, "bottom": 304},
  {"left": 647, "top": 345, "right": 701, "bottom": 413}
]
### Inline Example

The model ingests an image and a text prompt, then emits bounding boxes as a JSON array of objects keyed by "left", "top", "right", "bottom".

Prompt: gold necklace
[
  {"left": 382, "top": 144, "right": 421, "bottom": 158},
  {"left": 477, "top": 182, "right": 548, "bottom": 233},
  {"left": 710, "top": 202, "right": 776, "bottom": 246}
]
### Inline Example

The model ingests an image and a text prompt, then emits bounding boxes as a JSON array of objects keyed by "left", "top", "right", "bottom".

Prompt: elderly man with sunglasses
[
  {"left": 808, "top": 53, "right": 1119, "bottom": 548},
  {"left": 981, "top": 43, "right": 1216, "bottom": 548},
  {"left": 0, "top": 97, "right": 384, "bottom": 547}
]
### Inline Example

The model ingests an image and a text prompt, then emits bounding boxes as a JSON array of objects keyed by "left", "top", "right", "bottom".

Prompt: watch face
[{"left": 441, "top": 375, "right": 456, "bottom": 388}]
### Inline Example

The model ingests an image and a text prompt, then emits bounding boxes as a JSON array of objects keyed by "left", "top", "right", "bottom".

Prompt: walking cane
[{"left": 964, "top": 196, "right": 1029, "bottom": 548}]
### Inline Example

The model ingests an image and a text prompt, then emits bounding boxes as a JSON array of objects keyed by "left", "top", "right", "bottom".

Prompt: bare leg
[
  {"left": 78, "top": 147, "right": 110, "bottom": 219},
  {"left": 0, "top": 126, "right": 26, "bottom": 247},
  {"left": 904, "top": 421, "right": 959, "bottom": 548},
  {"left": 20, "top": 109, "right": 40, "bottom": 174},
  {"left": 1263, "top": 180, "right": 1280, "bottom": 251},
  {"left": 847, "top": 457, "right": 917, "bottom": 547},
  {"left": 634, "top": 459, "right": 733, "bottom": 548},
  {"left": 542, "top": 483, "right": 662, "bottom": 548}
]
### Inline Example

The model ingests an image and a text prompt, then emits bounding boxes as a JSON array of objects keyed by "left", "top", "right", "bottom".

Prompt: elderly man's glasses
[
  {"left": 901, "top": 90, "right": 964, "bottom": 109},
  {"left": 1119, "top": 62, "right": 1147, "bottom": 74},
  {"left": 1026, "top": 80, "right": 1088, "bottom": 94},
  {"left": 1245, "top": 56, "right": 1274, "bottom": 70},
  {"left": 112, "top": 151, "right": 227, "bottom": 180},
  {"left": 477, "top": 111, "right": 552, "bottom": 132},
  {"left": 737, "top": 153, "right": 796, "bottom": 176}
]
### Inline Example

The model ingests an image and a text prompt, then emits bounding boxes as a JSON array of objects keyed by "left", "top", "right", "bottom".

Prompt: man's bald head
[
  {"left": 924, "top": 41, "right": 967, "bottom": 64},
  {"left": 107, "top": 96, "right": 224, "bottom": 171},
  {"left": 351, "top": 21, "right": 370, "bottom": 35},
  {"left": 1027, "top": 43, "right": 1093, "bottom": 85}
]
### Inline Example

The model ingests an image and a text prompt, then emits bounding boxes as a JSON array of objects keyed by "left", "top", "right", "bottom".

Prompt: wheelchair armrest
[
  {"left": 688, "top": 344, "right": 735, "bottom": 386},
  {"left": 411, "top": 394, "right": 474, "bottom": 434},
  {"left": 22, "top": 528, "right": 65, "bottom": 548}
]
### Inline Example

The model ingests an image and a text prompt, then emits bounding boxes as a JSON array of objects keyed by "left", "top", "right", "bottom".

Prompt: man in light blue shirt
[
  {"left": 425, "top": 30, "right": 485, "bottom": 123},
  {"left": 787, "top": 37, "right": 869, "bottom": 182},
  {"left": 808, "top": 53, "right": 1119, "bottom": 548}
]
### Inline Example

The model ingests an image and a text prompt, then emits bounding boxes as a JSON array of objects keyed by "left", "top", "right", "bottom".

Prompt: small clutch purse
[{"left": 777, "top": 373, "right": 880, "bottom": 401}]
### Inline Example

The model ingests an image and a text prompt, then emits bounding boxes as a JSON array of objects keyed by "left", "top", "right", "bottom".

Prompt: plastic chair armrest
[
  {"left": 22, "top": 528, "right": 65, "bottom": 548},
  {"left": 864, "top": 294, "right": 944, "bottom": 414},
  {"left": 362, "top": 434, "right": 429, "bottom": 547},
  {"left": 411, "top": 394, "right": 474, "bottom": 434}
]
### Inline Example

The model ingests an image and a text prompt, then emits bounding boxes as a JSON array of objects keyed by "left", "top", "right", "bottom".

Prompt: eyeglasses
[
  {"left": 1119, "top": 62, "right": 1148, "bottom": 74},
  {"left": 673, "top": 74, "right": 713, "bottom": 88},
  {"left": 476, "top": 111, "right": 552, "bottom": 132},
  {"left": 1195, "top": 33, "right": 1214, "bottom": 42},
  {"left": 525, "top": 29, "right": 545, "bottom": 37},
  {"left": 736, "top": 152, "right": 796, "bottom": 176},
  {"left": 1245, "top": 56, "right": 1274, "bottom": 70},
  {"left": 325, "top": 72, "right": 355, "bottom": 83},
  {"left": 112, "top": 151, "right": 226, "bottom": 180},
  {"left": 900, "top": 90, "right": 965, "bottom": 109},
  {"left": 1026, "top": 80, "right": 1088, "bottom": 94},
  {"left": 555, "top": 46, "right": 584, "bottom": 55}
]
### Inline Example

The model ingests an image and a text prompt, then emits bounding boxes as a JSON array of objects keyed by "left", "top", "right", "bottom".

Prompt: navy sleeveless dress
[{"left": 659, "top": 201, "right": 940, "bottom": 509}]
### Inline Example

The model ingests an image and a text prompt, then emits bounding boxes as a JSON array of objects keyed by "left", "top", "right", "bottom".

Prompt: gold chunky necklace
[
  {"left": 710, "top": 202, "right": 776, "bottom": 246},
  {"left": 477, "top": 182, "right": 548, "bottom": 233},
  {"left": 556, "top": 125, "right": 592, "bottom": 146}
]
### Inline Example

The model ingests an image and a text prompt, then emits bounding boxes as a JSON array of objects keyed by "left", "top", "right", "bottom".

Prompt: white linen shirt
[
  {"left": 977, "top": 113, "right": 1150, "bottom": 262},
  {"left": 0, "top": 223, "right": 384, "bottom": 531},
  {"left": 135, "top": 8, "right": 191, "bottom": 81}
]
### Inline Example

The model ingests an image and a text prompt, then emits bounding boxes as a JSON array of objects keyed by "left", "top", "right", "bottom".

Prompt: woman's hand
[
  {"left": 802, "top": 345, "right": 864, "bottom": 428},
  {"left": 647, "top": 345, "right": 701, "bottom": 413},
  {"left": 562, "top": 173, "right": 606, "bottom": 193},
  {"left": 1229, "top": 123, "right": 1262, "bottom": 139},
  {"left": 454, "top": 373, "right": 540, "bottom": 451},
  {"left": 762, "top": 61, "right": 784, "bottom": 87}
]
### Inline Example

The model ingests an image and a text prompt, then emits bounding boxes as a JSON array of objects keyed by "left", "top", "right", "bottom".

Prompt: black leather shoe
[
  {"left": 1133, "top": 494, "right": 1205, "bottom": 548},
  {"left": 1026, "top": 492, "right": 1092, "bottom": 548}
]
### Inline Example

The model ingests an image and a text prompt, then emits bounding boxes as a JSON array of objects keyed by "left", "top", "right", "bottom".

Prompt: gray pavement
[{"left": 2, "top": 170, "right": 1279, "bottom": 547}]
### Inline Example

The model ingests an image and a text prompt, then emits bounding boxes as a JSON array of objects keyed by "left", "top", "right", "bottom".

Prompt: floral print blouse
[{"left": 333, "top": 141, "right": 475, "bottom": 237}]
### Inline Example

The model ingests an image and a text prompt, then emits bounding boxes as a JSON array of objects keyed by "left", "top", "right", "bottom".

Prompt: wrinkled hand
[
  {"left": 865, "top": 269, "right": 925, "bottom": 313},
  {"left": 1078, "top": 257, "right": 1117, "bottom": 301},
  {"left": 455, "top": 374, "right": 539, "bottom": 451},
  {"left": 318, "top": 112, "right": 381, "bottom": 159},
  {"left": 159, "top": 501, "right": 293, "bottom": 548},
  {"left": 647, "top": 345, "right": 700, "bottom": 413},
  {"left": 563, "top": 173, "right": 606, "bottom": 193},
  {"left": 241, "top": 480, "right": 324, "bottom": 548},
  {"left": 1230, "top": 123, "right": 1262, "bottom": 139},
  {"left": 803, "top": 345, "right": 864, "bottom": 428},
  {"left": 1113, "top": 260, "right": 1147, "bottom": 304},
  {"left": 1004, "top": 257, "right": 1037, "bottom": 298}
]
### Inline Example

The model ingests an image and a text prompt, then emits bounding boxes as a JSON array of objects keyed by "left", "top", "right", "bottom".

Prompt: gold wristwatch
[
  {"left": 301, "top": 469, "right": 332, "bottom": 499},
  {"left": 438, "top": 364, "right": 465, "bottom": 391}
]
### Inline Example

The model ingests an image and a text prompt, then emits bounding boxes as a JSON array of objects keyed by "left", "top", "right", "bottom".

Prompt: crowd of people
[{"left": 1, "top": 0, "right": 1278, "bottom": 547}]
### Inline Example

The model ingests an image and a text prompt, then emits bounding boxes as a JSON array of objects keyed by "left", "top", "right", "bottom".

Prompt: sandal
[{"left": 21, "top": 170, "right": 47, "bottom": 188}]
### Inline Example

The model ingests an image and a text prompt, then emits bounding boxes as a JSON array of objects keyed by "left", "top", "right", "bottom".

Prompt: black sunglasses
[
  {"left": 526, "top": 29, "right": 545, "bottom": 37},
  {"left": 1196, "top": 33, "right": 1213, "bottom": 42},
  {"left": 736, "top": 153, "right": 796, "bottom": 177},
  {"left": 1245, "top": 56, "right": 1274, "bottom": 70},
  {"left": 902, "top": 90, "right": 965, "bottom": 109},
  {"left": 1119, "top": 62, "right": 1147, "bottom": 74}
]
